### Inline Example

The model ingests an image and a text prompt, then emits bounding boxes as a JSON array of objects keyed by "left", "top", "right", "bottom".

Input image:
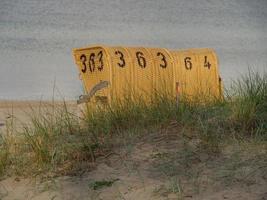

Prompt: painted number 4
[{"left": 204, "top": 56, "right": 211, "bottom": 69}]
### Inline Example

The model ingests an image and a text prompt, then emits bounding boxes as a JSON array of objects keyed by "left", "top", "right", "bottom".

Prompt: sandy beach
[
  {"left": 1, "top": 0, "right": 266, "bottom": 199},
  {"left": 0, "top": 99, "right": 267, "bottom": 200},
  {"left": 0, "top": 100, "right": 77, "bottom": 134}
]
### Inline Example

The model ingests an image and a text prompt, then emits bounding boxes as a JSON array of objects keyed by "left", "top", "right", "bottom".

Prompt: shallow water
[{"left": 0, "top": 0, "right": 266, "bottom": 100}]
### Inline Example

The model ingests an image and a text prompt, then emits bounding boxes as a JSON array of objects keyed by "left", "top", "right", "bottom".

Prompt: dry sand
[
  {"left": 0, "top": 101, "right": 266, "bottom": 200},
  {"left": 0, "top": 100, "right": 77, "bottom": 133}
]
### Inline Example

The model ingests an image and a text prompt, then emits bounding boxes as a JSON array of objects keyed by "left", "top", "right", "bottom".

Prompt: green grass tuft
[{"left": 0, "top": 71, "right": 266, "bottom": 178}]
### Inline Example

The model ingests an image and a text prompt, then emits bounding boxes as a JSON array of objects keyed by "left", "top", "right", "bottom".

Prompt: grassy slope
[{"left": 0, "top": 71, "right": 266, "bottom": 197}]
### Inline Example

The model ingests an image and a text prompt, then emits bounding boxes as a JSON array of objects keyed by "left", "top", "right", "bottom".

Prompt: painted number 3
[
  {"left": 157, "top": 52, "right": 167, "bottom": 68},
  {"left": 115, "top": 50, "right": 126, "bottom": 68}
]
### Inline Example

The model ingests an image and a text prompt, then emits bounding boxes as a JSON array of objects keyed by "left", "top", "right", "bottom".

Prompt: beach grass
[{"left": 0, "top": 70, "right": 266, "bottom": 179}]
